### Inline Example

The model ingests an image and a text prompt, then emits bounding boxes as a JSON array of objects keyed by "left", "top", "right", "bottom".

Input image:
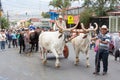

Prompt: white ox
[
  {"left": 39, "top": 21, "right": 78, "bottom": 68},
  {"left": 71, "top": 23, "right": 98, "bottom": 67}
]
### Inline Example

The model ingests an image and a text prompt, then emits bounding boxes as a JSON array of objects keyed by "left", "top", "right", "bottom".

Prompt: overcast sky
[
  {"left": 2, "top": 0, "right": 51, "bottom": 15},
  {"left": 1, "top": 0, "right": 82, "bottom": 18}
]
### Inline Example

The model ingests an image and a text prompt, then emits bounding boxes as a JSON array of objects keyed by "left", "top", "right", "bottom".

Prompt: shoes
[
  {"left": 102, "top": 72, "right": 107, "bottom": 75},
  {"left": 93, "top": 71, "right": 107, "bottom": 75},
  {"left": 93, "top": 72, "right": 100, "bottom": 75}
]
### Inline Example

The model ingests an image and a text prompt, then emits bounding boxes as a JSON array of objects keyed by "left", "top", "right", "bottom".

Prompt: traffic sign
[{"left": 68, "top": 15, "right": 74, "bottom": 24}]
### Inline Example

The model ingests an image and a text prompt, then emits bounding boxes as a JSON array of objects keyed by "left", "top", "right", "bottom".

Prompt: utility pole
[
  {"left": 7, "top": 11, "right": 9, "bottom": 28},
  {"left": 0, "top": 0, "right": 3, "bottom": 29}
]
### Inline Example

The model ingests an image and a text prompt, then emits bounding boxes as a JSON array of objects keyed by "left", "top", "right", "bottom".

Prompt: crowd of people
[
  {"left": 0, "top": 29, "right": 19, "bottom": 51},
  {"left": 0, "top": 26, "right": 41, "bottom": 53}
]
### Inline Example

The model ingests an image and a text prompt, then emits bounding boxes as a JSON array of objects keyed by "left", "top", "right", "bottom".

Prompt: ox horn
[
  {"left": 81, "top": 23, "right": 89, "bottom": 32},
  {"left": 68, "top": 21, "right": 79, "bottom": 31},
  {"left": 55, "top": 20, "right": 79, "bottom": 31},
  {"left": 93, "top": 23, "right": 98, "bottom": 31}
]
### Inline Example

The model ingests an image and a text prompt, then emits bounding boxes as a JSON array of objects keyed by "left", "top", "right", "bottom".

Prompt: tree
[
  {"left": 49, "top": 0, "right": 71, "bottom": 15},
  {"left": 83, "top": 0, "right": 119, "bottom": 16},
  {"left": 0, "top": 17, "right": 9, "bottom": 29},
  {"left": 80, "top": 8, "right": 93, "bottom": 27},
  {"left": 49, "top": 0, "right": 71, "bottom": 9},
  {"left": 41, "top": 12, "right": 50, "bottom": 18}
]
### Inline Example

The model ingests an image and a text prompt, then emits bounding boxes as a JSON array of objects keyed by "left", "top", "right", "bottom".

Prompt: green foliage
[
  {"left": 41, "top": 12, "right": 50, "bottom": 18},
  {"left": 49, "top": 0, "right": 71, "bottom": 9},
  {"left": 83, "top": 0, "right": 119, "bottom": 16},
  {"left": 80, "top": 8, "right": 92, "bottom": 27},
  {"left": 0, "top": 17, "right": 9, "bottom": 29},
  {"left": 49, "top": 0, "right": 71, "bottom": 15}
]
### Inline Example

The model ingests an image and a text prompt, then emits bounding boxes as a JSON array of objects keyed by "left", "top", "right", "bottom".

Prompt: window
[{"left": 109, "top": 16, "right": 120, "bottom": 32}]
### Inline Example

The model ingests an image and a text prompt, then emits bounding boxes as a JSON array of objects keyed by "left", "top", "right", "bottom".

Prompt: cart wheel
[{"left": 63, "top": 45, "right": 69, "bottom": 58}]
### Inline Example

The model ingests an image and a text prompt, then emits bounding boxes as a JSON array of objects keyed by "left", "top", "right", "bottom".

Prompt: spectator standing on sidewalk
[
  {"left": 0, "top": 30, "right": 6, "bottom": 51},
  {"left": 11, "top": 31, "right": 18, "bottom": 48},
  {"left": 6, "top": 30, "right": 12, "bottom": 48}
]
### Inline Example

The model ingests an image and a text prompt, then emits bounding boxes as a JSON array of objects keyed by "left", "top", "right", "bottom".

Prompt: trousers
[{"left": 95, "top": 49, "right": 109, "bottom": 72}]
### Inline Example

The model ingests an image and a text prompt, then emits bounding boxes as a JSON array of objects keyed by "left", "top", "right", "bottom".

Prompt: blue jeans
[
  {"left": 90, "top": 43, "right": 95, "bottom": 49},
  {"left": 8, "top": 40, "right": 12, "bottom": 48},
  {"left": 95, "top": 49, "right": 109, "bottom": 72},
  {"left": 1, "top": 41, "right": 6, "bottom": 50}
]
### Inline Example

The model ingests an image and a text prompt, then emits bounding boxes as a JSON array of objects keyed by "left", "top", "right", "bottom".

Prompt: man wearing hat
[
  {"left": 93, "top": 25, "right": 111, "bottom": 75},
  {"left": 53, "top": 15, "right": 66, "bottom": 30}
]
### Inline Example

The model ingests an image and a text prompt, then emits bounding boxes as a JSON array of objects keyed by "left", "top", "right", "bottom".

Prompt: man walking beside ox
[{"left": 93, "top": 25, "right": 111, "bottom": 75}]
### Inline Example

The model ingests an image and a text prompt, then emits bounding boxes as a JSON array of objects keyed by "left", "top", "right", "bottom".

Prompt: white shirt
[
  {"left": 0, "top": 33, "right": 6, "bottom": 41},
  {"left": 53, "top": 20, "right": 66, "bottom": 30}
]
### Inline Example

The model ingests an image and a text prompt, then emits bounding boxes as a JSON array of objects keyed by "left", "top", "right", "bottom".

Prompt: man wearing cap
[
  {"left": 53, "top": 15, "right": 66, "bottom": 30},
  {"left": 93, "top": 25, "right": 111, "bottom": 75}
]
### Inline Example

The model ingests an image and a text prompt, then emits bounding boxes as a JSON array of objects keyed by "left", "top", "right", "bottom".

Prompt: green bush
[{"left": 0, "top": 17, "right": 9, "bottom": 29}]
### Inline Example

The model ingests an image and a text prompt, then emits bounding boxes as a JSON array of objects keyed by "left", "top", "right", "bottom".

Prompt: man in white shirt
[
  {"left": 53, "top": 15, "right": 66, "bottom": 31},
  {"left": 0, "top": 30, "right": 6, "bottom": 51}
]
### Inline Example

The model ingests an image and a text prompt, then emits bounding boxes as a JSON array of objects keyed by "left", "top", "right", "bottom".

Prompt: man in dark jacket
[
  {"left": 6, "top": 30, "right": 12, "bottom": 48},
  {"left": 18, "top": 31, "right": 25, "bottom": 53},
  {"left": 34, "top": 27, "right": 41, "bottom": 52}
]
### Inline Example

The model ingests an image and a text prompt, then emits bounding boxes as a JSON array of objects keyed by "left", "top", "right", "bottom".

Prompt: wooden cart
[{"left": 63, "top": 45, "right": 69, "bottom": 58}]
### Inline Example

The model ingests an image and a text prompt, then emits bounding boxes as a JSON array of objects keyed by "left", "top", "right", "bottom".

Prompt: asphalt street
[{"left": 0, "top": 43, "right": 120, "bottom": 80}]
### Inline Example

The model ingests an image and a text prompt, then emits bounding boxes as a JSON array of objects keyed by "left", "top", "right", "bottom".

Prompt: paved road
[{"left": 0, "top": 43, "right": 120, "bottom": 80}]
